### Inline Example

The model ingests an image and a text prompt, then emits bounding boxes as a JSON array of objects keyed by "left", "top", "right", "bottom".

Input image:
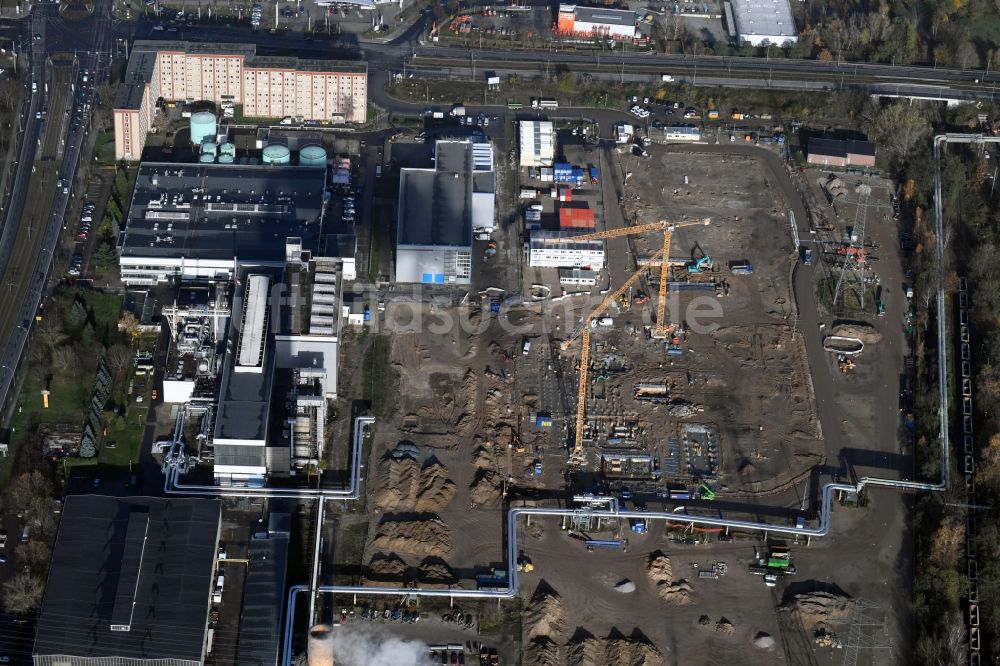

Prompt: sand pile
[
  {"left": 829, "top": 323, "right": 882, "bottom": 345},
  {"left": 470, "top": 470, "right": 504, "bottom": 507},
  {"left": 364, "top": 554, "right": 408, "bottom": 584},
  {"left": 471, "top": 445, "right": 494, "bottom": 469},
  {"left": 524, "top": 584, "right": 565, "bottom": 639},
  {"left": 646, "top": 553, "right": 695, "bottom": 605},
  {"left": 524, "top": 637, "right": 560, "bottom": 666},
  {"left": 567, "top": 637, "right": 664, "bottom": 666},
  {"left": 414, "top": 462, "right": 457, "bottom": 513},
  {"left": 372, "top": 456, "right": 420, "bottom": 512},
  {"left": 781, "top": 591, "right": 853, "bottom": 625},
  {"left": 368, "top": 519, "right": 451, "bottom": 557}
]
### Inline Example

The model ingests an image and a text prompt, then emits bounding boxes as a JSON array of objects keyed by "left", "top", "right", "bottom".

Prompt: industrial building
[
  {"left": 210, "top": 254, "right": 342, "bottom": 486},
  {"left": 395, "top": 140, "right": 495, "bottom": 284},
  {"left": 556, "top": 4, "right": 638, "bottom": 39},
  {"left": 235, "top": 514, "right": 290, "bottom": 666},
  {"left": 726, "top": 0, "right": 795, "bottom": 46},
  {"left": 117, "top": 161, "right": 328, "bottom": 286},
  {"left": 113, "top": 40, "right": 367, "bottom": 161},
  {"left": 648, "top": 125, "right": 701, "bottom": 143},
  {"left": 807, "top": 137, "right": 877, "bottom": 168},
  {"left": 528, "top": 230, "right": 605, "bottom": 269},
  {"left": 559, "top": 267, "right": 599, "bottom": 286},
  {"left": 32, "top": 496, "right": 222, "bottom": 666},
  {"left": 519, "top": 120, "right": 555, "bottom": 167}
]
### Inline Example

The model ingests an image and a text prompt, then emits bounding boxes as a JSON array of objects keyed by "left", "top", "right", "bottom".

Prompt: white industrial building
[
  {"left": 727, "top": 0, "right": 796, "bottom": 46},
  {"left": 519, "top": 121, "right": 556, "bottom": 167},
  {"left": 395, "top": 140, "right": 495, "bottom": 284},
  {"left": 528, "top": 230, "right": 605, "bottom": 269},
  {"left": 557, "top": 4, "right": 637, "bottom": 39}
]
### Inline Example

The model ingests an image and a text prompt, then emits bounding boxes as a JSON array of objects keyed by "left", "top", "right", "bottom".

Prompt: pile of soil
[
  {"left": 567, "top": 636, "right": 664, "bottom": 666},
  {"left": 471, "top": 445, "right": 494, "bottom": 469},
  {"left": 372, "top": 457, "right": 456, "bottom": 513},
  {"left": 368, "top": 519, "right": 452, "bottom": 557},
  {"left": 781, "top": 591, "right": 853, "bottom": 626},
  {"left": 364, "top": 554, "right": 408, "bottom": 584},
  {"left": 646, "top": 553, "right": 695, "bottom": 605},
  {"left": 524, "top": 584, "right": 566, "bottom": 639},
  {"left": 524, "top": 637, "right": 560, "bottom": 666},
  {"left": 372, "top": 456, "right": 420, "bottom": 512},
  {"left": 829, "top": 323, "right": 882, "bottom": 345},
  {"left": 414, "top": 461, "right": 457, "bottom": 513},
  {"left": 418, "top": 559, "right": 458, "bottom": 585},
  {"left": 470, "top": 470, "right": 504, "bottom": 507},
  {"left": 716, "top": 617, "right": 735, "bottom": 635}
]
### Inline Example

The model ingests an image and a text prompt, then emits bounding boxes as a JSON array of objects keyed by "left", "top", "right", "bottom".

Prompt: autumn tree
[
  {"left": 861, "top": 100, "right": 932, "bottom": 164},
  {"left": 2, "top": 572, "right": 44, "bottom": 615}
]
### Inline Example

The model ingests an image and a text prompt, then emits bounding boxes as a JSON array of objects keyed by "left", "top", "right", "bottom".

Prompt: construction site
[{"left": 310, "top": 138, "right": 914, "bottom": 666}]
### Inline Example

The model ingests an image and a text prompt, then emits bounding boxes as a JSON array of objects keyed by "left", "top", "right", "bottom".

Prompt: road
[
  {"left": 125, "top": 12, "right": 1000, "bottom": 104},
  {"left": 0, "top": 0, "right": 112, "bottom": 415}
]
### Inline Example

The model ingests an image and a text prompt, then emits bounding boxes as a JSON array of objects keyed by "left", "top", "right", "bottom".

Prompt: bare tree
[
  {"left": 2, "top": 572, "right": 44, "bottom": 615},
  {"left": 105, "top": 343, "right": 133, "bottom": 384},
  {"left": 957, "top": 41, "right": 980, "bottom": 70},
  {"left": 52, "top": 345, "right": 77, "bottom": 377},
  {"left": 15, "top": 540, "right": 52, "bottom": 575},
  {"left": 5, "top": 472, "right": 53, "bottom": 518}
]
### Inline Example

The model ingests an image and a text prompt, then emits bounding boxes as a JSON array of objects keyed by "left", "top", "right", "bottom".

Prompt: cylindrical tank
[
  {"left": 198, "top": 153, "right": 216, "bottom": 163},
  {"left": 218, "top": 154, "right": 234, "bottom": 164},
  {"left": 262, "top": 144, "right": 291, "bottom": 165},
  {"left": 190, "top": 112, "right": 217, "bottom": 146},
  {"left": 201, "top": 141, "right": 218, "bottom": 156},
  {"left": 307, "top": 625, "right": 334, "bottom": 666},
  {"left": 298, "top": 144, "right": 328, "bottom": 167},
  {"left": 219, "top": 142, "right": 236, "bottom": 157}
]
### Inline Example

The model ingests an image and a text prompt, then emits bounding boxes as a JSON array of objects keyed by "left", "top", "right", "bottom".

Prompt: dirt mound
[
  {"left": 418, "top": 559, "right": 457, "bottom": 585},
  {"left": 605, "top": 638, "right": 665, "bottom": 666},
  {"left": 525, "top": 584, "right": 565, "bottom": 640},
  {"left": 524, "top": 637, "right": 560, "bottom": 666},
  {"left": 414, "top": 461, "right": 457, "bottom": 513},
  {"left": 364, "top": 554, "right": 408, "bottom": 584},
  {"left": 716, "top": 617, "right": 735, "bottom": 634},
  {"left": 372, "top": 456, "right": 420, "bottom": 512},
  {"left": 368, "top": 519, "right": 451, "bottom": 557},
  {"left": 390, "top": 332, "right": 425, "bottom": 370},
  {"left": 471, "top": 445, "right": 494, "bottom": 469},
  {"left": 567, "top": 636, "right": 664, "bottom": 666},
  {"left": 646, "top": 553, "right": 695, "bottom": 605},
  {"left": 829, "top": 323, "right": 882, "bottom": 345},
  {"left": 470, "top": 470, "right": 504, "bottom": 507},
  {"left": 781, "top": 591, "right": 853, "bottom": 626}
]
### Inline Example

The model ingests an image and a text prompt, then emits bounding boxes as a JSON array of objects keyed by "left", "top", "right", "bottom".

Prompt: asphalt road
[{"left": 0, "top": 0, "right": 112, "bottom": 413}]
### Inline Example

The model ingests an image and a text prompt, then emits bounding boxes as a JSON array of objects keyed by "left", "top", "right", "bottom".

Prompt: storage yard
[{"left": 334, "top": 127, "right": 912, "bottom": 664}]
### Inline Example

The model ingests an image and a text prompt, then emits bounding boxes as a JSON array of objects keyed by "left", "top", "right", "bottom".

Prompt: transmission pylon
[
  {"left": 833, "top": 182, "right": 873, "bottom": 310},
  {"left": 841, "top": 599, "right": 892, "bottom": 666}
]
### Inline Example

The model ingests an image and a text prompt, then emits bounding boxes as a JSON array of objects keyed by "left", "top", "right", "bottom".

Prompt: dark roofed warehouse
[{"left": 33, "top": 496, "right": 222, "bottom": 666}]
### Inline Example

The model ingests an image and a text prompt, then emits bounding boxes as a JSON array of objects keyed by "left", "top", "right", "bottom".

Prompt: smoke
[{"left": 323, "top": 626, "right": 434, "bottom": 666}]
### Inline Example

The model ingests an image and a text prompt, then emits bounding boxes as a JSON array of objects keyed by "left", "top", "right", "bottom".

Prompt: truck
[
  {"left": 800, "top": 247, "right": 813, "bottom": 266},
  {"left": 591, "top": 316, "right": 613, "bottom": 328},
  {"left": 589, "top": 166, "right": 600, "bottom": 184},
  {"left": 729, "top": 261, "right": 754, "bottom": 275},
  {"left": 522, "top": 339, "right": 532, "bottom": 355},
  {"left": 707, "top": 108, "right": 720, "bottom": 120},
  {"left": 661, "top": 74, "right": 674, "bottom": 82},
  {"left": 450, "top": 105, "right": 466, "bottom": 117},
  {"left": 532, "top": 98, "right": 558, "bottom": 110}
]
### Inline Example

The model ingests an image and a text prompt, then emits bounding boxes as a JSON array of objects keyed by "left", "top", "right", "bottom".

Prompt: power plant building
[
  {"left": 113, "top": 40, "right": 367, "bottom": 161},
  {"left": 395, "top": 140, "right": 495, "bottom": 285},
  {"left": 117, "top": 162, "right": 328, "bottom": 286},
  {"left": 32, "top": 496, "right": 222, "bottom": 666}
]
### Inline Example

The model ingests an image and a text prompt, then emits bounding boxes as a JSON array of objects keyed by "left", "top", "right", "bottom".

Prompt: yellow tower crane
[{"left": 546, "top": 218, "right": 711, "bottom": 459}]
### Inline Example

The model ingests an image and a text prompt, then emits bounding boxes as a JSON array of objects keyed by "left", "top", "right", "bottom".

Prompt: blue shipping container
[{"left": 536, "top": 415, "right": 553, "bottom": 428}]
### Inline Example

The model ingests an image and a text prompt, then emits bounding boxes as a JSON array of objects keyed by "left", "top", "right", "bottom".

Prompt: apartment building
[{"left": 113, "top": 41, "right": 367, "bottom": 161}]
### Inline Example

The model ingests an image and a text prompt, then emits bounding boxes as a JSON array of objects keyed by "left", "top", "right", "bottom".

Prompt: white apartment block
[
  {"left": 528, "top": 230, "right": 605, "bottom": 269},
  {"left": 113, "top": 41, "right": 367, "bottom": 161}
]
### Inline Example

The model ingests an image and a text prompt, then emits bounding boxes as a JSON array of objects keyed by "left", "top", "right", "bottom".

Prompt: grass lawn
[
  {"left": 362, "top": 335, "right": 396, "bottom": 417},
  {"left": 94, "top": 131, "right": 115, "bottom": 166}
]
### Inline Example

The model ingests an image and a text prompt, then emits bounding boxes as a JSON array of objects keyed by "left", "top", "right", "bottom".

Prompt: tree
[
  {"left": 15, "top": 540, "right": 52, "bottom": 575},
  {"left": 5, "top": 472, "right": 53, "bottom": 518},
  {"left": 861, "top": 100, "right": 932, "bottom": 163},
  {"left": 106, "top": 343, "right": 132, "bottom": 384},
  {"left": 956, "top": 40, "right": 979, "bottom": 70},
  {"left": 52, "top": 345, "right": 77, "bottom": 377},
  {"left": 93, "top": 242, "right": 118, "bottom": 271},
  {"left": 3, "top": 572, "right": 44, "bottom": 615},
  {"left": 118, "top": 312, "right": 140, "bottom": 339},
  {"left": 928, "top": 516, "right": 963, "bottom": 568}
]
